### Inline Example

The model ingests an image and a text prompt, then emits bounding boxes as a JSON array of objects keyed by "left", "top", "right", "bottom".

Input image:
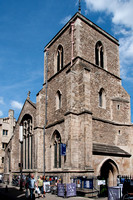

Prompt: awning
[{"left": 93, "top": 143, "right": 131, "bottom": 157}]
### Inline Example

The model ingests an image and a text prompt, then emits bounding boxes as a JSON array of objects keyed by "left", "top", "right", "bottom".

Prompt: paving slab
[{"left": 0, "top": 183, "right": 108, "bottom": 200}]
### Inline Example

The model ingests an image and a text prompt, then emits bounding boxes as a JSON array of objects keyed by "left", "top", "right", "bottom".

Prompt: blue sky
[{"left": 0, "top": 0, "right": 133, "bottom": 122}]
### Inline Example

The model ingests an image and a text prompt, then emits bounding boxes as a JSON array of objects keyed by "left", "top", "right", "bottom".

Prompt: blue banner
[
  {"left": 60, "top": 143, "right": 66, "bottom": 156},
  {"left": 66, "top": 183, "right": 76, "bottom": 197}
]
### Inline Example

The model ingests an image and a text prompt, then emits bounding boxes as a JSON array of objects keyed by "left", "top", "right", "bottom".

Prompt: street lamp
[{"left": 19, "top": 125, "right": 23, "bottom": 191}]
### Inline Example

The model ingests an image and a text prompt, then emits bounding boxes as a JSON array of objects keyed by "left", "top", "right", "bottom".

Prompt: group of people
[{"left": 26, "top": 174, "right": 46, "bottom": 199}]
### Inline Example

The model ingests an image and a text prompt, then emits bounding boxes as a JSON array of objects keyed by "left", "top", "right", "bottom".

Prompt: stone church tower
[
  {"left": 4, "top": 12, "right": 133, "bottom": 190},
  {"left": 36, "top": 12, "right": 132, "bottom": 186}
]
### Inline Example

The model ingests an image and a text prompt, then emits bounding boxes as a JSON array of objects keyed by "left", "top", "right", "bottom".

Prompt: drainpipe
[
  {"left": 71, "top": 22, "right": 74, "bottom": 66},
  {"left": 43, "top": 48, "right": 49, "bottom": 176}
]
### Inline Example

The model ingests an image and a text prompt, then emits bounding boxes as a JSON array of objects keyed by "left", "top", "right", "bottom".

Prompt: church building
[{"left": 4, "top": 12, "right": 133, "bottom": 191}]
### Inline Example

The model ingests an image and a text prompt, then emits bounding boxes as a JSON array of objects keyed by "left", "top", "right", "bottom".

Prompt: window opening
[
  {"left": 95, "top": 41, "right": 104, "bottom": 68},
  {"left": 99, "top": 88, "right": 106, "bottom": 108},
  {"left": 3, "top": 130, "right": 8, "bottom": 136},
  {"left": 53, "top": 131, "right": 61, "bottom": 168},
  {"left": 56, "top": 90, "right": 62, "bottom": 110},
  {"left": 54, "top": 142, "right": 57, "bottom": 168},
  {"left": 21, "top": 115, "right": 33, "bottom": 170},
  {"left": 2, "top": 157, "right": 4, "bottom": 163},
  {"left": 117, "top": 105, "right": 120, "bottom": 110},
  {"left": 57, "top": 45, "right": 63, "bottom": 72},
  {"left": 2, "top": 143, "right": 7, "bottom": 149},
  {"left": 99, "top": 90, "right": 102, "bottom": 107}
]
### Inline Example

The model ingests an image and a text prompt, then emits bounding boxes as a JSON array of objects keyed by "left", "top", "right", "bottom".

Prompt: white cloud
[
  {"left": 84, "top": 0, "right": 133, "bottom": 28},
  {"left": 119, "top": 34, "right": 133, "bottom": 64},
  {"left": 85, "top": 0, "right": 110, "bottom": 11},
  {"left": 11, "top": 100, "right": 23, "bottom": 110},
  {"left": 97, "top": 17, "right": 105, "bottom": 24},
  {"left": 113, "top": 25, "right": 131, "bottom": 36},
  {"left": 0, "top": 97, "right": 4, "bottom": 104},
  {"left": 60, "top": 15, "right": 72, "bottom": 25},
  {"left": 0, "top": 110, "right": 3, "bottom": 117}
]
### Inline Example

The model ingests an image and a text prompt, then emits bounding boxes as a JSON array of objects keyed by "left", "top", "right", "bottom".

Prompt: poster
[
  {"left": 66, "top": 183, "right": 76, "bottom": 197},
  {"left": 84, "top": 179, "right": 93, "bottom": 189},
  {"left": 43, "top": 182, "right": 50, "bottom": 193},
  {"left": 57, "top": 184, "right": 65, "bottom": 197},
  {"left": 108, "top": 187, "right": 121, "bottom": 200}
]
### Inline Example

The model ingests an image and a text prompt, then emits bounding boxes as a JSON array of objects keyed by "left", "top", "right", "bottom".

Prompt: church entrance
[{"left": 99, "top": 159, "right": 119, "bottom": 196}]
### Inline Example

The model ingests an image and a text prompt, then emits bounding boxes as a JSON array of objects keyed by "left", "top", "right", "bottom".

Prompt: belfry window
[
  {"left": 21, "top": 114, "right": 33, "bottom": 170},
  {"left": 99, "top": 88, "right": 106, "bottom": 108},
  {"left": 53, "top": 131, "right": 61, "bottom": 168},
  {"left": 95, "top": 41, "right": 104, "bottom": 68},
  {"left": 57, "top": 45, "right": 63, "bottom": 72}
]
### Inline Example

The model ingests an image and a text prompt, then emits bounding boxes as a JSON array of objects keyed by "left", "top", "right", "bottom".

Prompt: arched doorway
[{"left": 99, "top": 159, "right": 119, "bottom": 196}]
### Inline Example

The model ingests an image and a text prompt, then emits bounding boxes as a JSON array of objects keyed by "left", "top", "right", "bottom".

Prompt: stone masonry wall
[
  {"left": 92, "top": 119, "right": 130, "bottom": 146},
  {"left": 79, "top": 20, "right": 120, "bottom": 77}
]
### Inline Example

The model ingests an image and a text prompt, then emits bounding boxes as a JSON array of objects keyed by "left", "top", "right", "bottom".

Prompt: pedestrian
[
  {"left": 25, "top": 176, "right": 29, "bottom": 199},
  {"left": 37, "top": 175, "right": 44, "bottom": 198},
  {"left": 28, "top": 173, "right": 36, "bottom": 200},
  {"left": 43, "top": 175, "right": 46, "bottom": 198}
]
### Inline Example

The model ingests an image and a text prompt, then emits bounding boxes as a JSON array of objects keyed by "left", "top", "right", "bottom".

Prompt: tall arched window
[
  {"left": 56, "top": 90, "right": 62, "bottom": 110},
  {"left": 99, "top": 88, "right": 106, "bottom": 108},
  {"left": 21, "top": 114, "right": 33, "bottom": 169},
  {"left": 57, "top": 45, "right": 63, "bottom": 72},
  {"left": 52, "top": 131, "right": 61, "bottom": 168},
  {"left": 95, "top": 41, "right": 104, "bottom": 68}
]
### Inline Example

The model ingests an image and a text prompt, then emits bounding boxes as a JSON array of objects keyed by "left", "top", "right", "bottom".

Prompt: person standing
[
  {"left": 28, "top": 174, "right": 36, "bottom": 200},
  {"left": 37, "top": 175, "right": 44, "bottom": 198}
]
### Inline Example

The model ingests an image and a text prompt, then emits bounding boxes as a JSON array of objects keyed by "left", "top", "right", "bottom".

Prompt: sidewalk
[{"left": 0, "top": 183, "right": 108, "bottom": 200}]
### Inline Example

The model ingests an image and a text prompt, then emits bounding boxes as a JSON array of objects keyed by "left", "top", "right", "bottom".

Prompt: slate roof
[{"left": 93, "top": 143, "right": 131, "bottom": 157}]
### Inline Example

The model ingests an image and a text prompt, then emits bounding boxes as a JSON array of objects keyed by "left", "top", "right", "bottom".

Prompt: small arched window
[
  {"left": 57, "top": 45, "right": 63, "bottom": 72},
  {"left": 95, "top": 41, "right": 104, "bottom": 68},
  {"left": 56, "top": 90, "right": 62, "bottom": 110},
  {"left": 99, "top": 88, "right": 106, "bottom": 108},
  {"left": 53, "top": 131, "right": 61, "bottom": 168}
]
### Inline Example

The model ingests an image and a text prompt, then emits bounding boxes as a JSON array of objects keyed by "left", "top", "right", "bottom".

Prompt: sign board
[
  {"left": 76, "top": 179, "right": 82, "bottom": 188},
  {"left": 130, "top": 180, "right": 133, "bottom": 186},
  {"left": 98, "top": 180, "right": 106, "bottom": 185},
  {"left": 57, "top": 184, "right": 65, "bottom": 197},
  {"left": 84, "top": 179, "right": 93, "bottom": 189},
  {"left": 118, "top": 184, "right": 123, "bottom": 197},
  {"left": 66, "top": 183, "right": 76, "bottom": 197},
  {"left": 60, "top": 143, "right": 66, "bottom": 156},
  {"left": 108, "top": 186, "right": 122, "bottom": 200},
  {"left": 43, "top": 182, "right": 50, "bottom": 193}
]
